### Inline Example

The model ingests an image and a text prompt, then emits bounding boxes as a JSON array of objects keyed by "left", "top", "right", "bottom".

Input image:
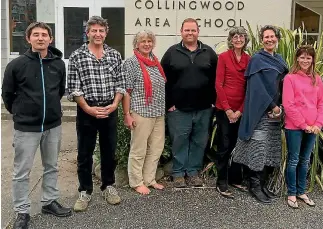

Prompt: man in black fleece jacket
[
  {"left": 161, "top": 18, "right": 218, "bottom": 188},
  {"left": 2, "top": 22, "right": 71, "bottom": 229}
]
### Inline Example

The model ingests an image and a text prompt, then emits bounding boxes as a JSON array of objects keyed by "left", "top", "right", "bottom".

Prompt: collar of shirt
[
  {"left": 181, "top": 40, "right": 202, "bottom": 53},
  {"left": 80, "top": 43, "right": 111, "bottom": 59}
]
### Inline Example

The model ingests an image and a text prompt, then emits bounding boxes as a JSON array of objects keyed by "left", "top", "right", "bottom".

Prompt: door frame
[{"left": 55, "top": 0, "right": 125, "bottom": 65}]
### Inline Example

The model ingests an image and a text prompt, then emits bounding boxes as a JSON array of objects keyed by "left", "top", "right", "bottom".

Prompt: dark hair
[
  {"left": 86, "top": 16, "right": 109, "bottom": 33},
  {"left": 181, "top": 18, "right": 199, "bottom": 30},
  {"left": 227, "top": 27, "right": 250, "bottom": 50},
  {"left": 290, "top": 45, "right": 317, "bottom": 85},
  {"left": 25, "top": 22, "right": 53, "bottom": 38},
  {"left": 259, "top": 25, "right": 281, "bottom": 40}
]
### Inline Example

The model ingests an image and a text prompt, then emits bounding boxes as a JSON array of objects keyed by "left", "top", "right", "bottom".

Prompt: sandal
[
  {"left": 216, "top": 187, "right": 234, "bottom": 199},
  {"left": 287, "top": 199, "right": 299, "bottom": 209},
  {"left": 230, "top": 184, "right": 248, "bottom": 192},
  {"left": 297, "top": 195, "right": 316, "bottom": 207}
]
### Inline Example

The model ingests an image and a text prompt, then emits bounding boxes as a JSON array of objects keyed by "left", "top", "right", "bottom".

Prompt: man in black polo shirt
[
  {"left": 161, "top": 18, "right": 218, "bottom": 188},
  {"left": 67, "top": 16, "right": 126, "bottom": 211}
]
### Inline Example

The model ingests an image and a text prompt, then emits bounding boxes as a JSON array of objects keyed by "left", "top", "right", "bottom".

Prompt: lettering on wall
[{"left": 134, "top": 0, "right": 245, "bottom": 28}]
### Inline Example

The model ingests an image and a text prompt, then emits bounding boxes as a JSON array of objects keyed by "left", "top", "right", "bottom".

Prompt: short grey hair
[
  {"left": 259, "top": 25, "right": 281, "bottom": 41},
  {"left": 132, "top": 30, "right": 156, "bottom": 49},
  {"left": 85, "top": 16, "right": 109, "bottom": 33},
  {"left": 227, "top": 27, "right": 250, "bottom": 50}
]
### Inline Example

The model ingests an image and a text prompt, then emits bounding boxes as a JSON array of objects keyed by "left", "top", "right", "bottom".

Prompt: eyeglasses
[{"left": 232, "top": 34, "right": 245, "bottom": 41}]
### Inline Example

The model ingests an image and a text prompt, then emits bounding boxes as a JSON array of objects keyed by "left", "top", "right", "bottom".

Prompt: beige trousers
[{"left": 128, "top": 112, "right": 165, "bottom": 188}]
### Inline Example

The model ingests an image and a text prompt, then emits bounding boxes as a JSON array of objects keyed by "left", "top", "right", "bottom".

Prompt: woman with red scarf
[
  {"left": 122, "top": 30, "right": 167, "bottom": 195},
  {"left": 215, "top": 27, "right": 250, "bottom": 198}
]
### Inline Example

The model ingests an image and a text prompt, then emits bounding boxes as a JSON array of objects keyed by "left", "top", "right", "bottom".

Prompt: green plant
[
  {"left": 245, "top": 21, "right": 323, "bottom": 76},
  {"left": 212, "top": 24, "right": 323, "bottom": 192},
  {"left": 209, "top": 24, "right": 323, "bottom": 192}
]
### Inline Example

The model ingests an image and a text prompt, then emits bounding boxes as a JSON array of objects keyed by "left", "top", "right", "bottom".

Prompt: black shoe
[
  {"left": 42, "top": 200, "right": 72, "bottom": 217},
  {"left": 13, "top": 213, "right": 30, "bottom": 229},
  {"left": 249, "top": 171, "right": 272, "bottom": 205},
  {"left": 249, "top": 187, "right": 272, "bottom": 204},
  {"left": 262, "top": 186, "right": 279, "bottom": 200}
]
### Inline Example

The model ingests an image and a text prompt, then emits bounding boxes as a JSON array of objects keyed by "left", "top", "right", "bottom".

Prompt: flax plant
[
  {"left": 246, "top": 23, "right": 323, "bottom": 192},
  {"left": 208, "top": 23, "right": 323, "bottom": 192}
]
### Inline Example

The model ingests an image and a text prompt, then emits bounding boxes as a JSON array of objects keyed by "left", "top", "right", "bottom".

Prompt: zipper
[
  {"left": 39, "top": 53, "right": 46, "bottom": 132},
  {"left": 177, "top": 48, "right": 203, "bottom": 64}
]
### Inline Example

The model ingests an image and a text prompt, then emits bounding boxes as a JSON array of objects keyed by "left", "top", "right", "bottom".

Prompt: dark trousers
[
  {"left": 76, "top": 106, "right": 117, "bottom": 194},
  {"left": 215, "top": 109, "right": 244, "bottom": 190}
]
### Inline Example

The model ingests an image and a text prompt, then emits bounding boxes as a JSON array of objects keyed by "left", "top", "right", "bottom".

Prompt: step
[
  {"left": 1, "top": 109, "right": 76, "bottom": 122},
  {"left": 61, "top": 101, "right": 77, "bottom": 111}
]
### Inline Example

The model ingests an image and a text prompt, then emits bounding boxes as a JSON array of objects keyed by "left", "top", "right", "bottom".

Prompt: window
[
  {"left": 101, "top": 8, "right": 125, "bottom": 59},
  {"left": 9, "top": 0, "right": 36, "bottom": 55},
  {"left": 294, "top": 3, "right": 321, "bottom": 44},
  {"left": 63, "top": 7, "right": 89, "bottom": 59}
]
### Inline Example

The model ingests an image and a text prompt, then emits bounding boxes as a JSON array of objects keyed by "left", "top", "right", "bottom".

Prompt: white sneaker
[
  {"left": 74, "top": 191, "right": 91, "bottom": 212},
  {"left": 102, "top": 186, "right": 121, "bottom": 205}
]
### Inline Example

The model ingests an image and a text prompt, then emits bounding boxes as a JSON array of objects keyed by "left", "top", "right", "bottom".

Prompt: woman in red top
[{"left": 215, "top": 27, "right": 250, "bottom": 198}]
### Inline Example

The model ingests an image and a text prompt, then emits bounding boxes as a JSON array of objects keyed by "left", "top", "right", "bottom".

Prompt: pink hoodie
[{"left": 283, "top": 71, "right": 323, "bottom": 130}]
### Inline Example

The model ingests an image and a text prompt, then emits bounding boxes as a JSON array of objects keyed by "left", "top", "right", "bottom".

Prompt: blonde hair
[{"left": 132, "top": 30, "right": 156, "bottom": 49}]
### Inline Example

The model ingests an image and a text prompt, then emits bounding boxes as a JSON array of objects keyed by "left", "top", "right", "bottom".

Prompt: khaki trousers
[{"left": 128, "top": 112, "right": 165, "bottom": 188}]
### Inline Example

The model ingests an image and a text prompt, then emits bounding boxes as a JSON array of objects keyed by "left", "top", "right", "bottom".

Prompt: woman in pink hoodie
[{"left": 283, "top": 45, "right": 323, "bottom": 209}]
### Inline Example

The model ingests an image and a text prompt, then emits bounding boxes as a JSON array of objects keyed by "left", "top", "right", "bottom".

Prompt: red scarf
[{"left": 134, "top": 49, "right": 166, "bottom": 105}]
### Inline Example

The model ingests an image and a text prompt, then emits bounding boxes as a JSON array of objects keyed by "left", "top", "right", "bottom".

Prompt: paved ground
[
  {"left": 1, "top": 121, "right": 78, "bottom": 228},
  {"left": 2, "top": 120, "right": 323, "bottom": 229},
  {"left": 29, "top": 187, "right": 323, "bottom": 229}
]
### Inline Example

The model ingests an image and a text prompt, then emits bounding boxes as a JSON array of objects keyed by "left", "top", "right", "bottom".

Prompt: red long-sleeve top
[{"left": 215, "top": 49, "right": 250, "bottom": 112}]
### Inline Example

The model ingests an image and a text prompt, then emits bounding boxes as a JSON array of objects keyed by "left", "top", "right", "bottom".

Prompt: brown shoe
[
  {"left": 187, "top": 175, "right": 203, "bottom": 187},
  {"left": 173, "top": 177, "right": 186, "bottom": 188}
]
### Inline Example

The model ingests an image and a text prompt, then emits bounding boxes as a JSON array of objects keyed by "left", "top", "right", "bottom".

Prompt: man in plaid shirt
[{"left": 67, "top": 16, "right": 126, "bottom": 212}]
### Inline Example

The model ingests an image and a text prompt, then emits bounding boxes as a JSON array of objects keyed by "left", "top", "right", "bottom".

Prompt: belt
[{"left": 86, "top": 100, "right": 113, "bottom": 107}]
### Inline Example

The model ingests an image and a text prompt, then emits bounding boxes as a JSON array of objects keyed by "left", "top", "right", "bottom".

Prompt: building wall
[
  {"left": 4, "top": 0, "right": 321, "bottom": 75},
  {"left": 1, "top": 0, "right": 8, "bottom": 80},
  {"left": 296, "top": 0, "right": 323, "bottom": 33},
  {"left": 125, "top": 0, "right": 293, "bottom": 58}
]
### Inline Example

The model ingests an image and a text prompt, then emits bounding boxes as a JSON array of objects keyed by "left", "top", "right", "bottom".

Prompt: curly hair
[
  {"left": 86, "top": 16, "right": 109, "bottom": 33},
  {"left": 259, "top": 25, "right": 281, "bottom": 40},
  {"left": 132, "top": 30, "right": 156, "bottom": 49},
  {"left": 227, "top": 27, "right": 250, "bottom": 50}
]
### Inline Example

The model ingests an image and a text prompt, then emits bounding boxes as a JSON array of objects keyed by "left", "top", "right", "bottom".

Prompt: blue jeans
[
  {"left": 167, "top": 108, "right": 213, "bottom": 177},
  {"left": 285, "top": 129, "right": 316, "bottom": 196}
]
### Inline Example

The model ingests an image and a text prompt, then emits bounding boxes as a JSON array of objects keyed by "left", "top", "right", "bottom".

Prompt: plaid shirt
[
  {"left": 67, "top": 44, "right": 126, "bottom": 103},
  {"left": 123, "top": 55, "right": 165, "bottom": 117}
]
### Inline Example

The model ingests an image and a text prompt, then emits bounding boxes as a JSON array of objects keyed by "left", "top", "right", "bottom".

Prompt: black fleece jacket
[
  {"left": 2, "top": 46, "right": 66, "bottom": 132},
  {"left": 161, "top": 41, "right": 218, "bottom": 111}
]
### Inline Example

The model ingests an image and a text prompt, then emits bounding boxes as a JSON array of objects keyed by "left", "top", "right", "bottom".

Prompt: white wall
[
  {"left": 1, "top": 0, "right": 8, "bottom": 80},
  {"left": 37, "top": 0, "right": 55, "bottom": 23},
  {"left": 125, "top": 0, "right": 293, "bottom": 58}
]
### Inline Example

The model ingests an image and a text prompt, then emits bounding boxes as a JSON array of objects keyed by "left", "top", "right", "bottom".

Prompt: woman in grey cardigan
[{"left": 122, "top": 30, "right": 166, "bottom": 195}]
